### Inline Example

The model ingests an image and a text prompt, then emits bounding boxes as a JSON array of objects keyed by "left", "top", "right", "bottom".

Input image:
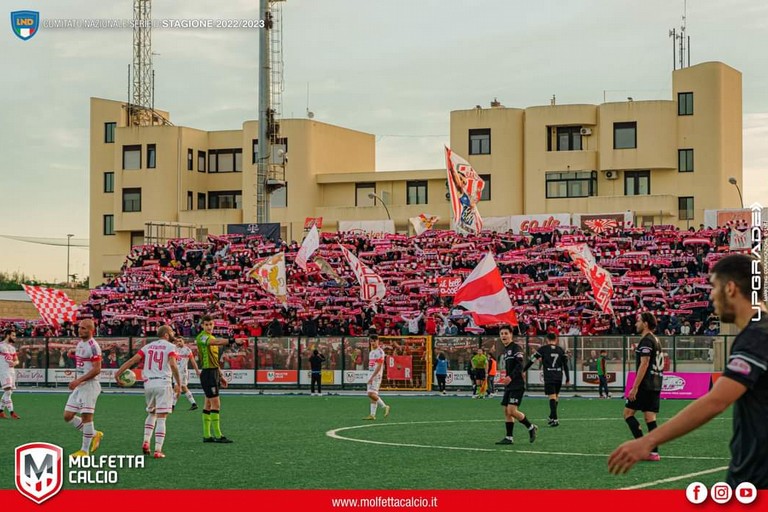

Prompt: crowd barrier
[{"left": 9, "top": 335, "right": 732, "bottom": 394}]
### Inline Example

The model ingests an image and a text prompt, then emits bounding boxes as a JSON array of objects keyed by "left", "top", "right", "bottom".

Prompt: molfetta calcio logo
[
  {"left": 10, "top": 10, "right": 39, "bottom": 41},
  {"left": 15, "top": 442, "right": 64, "bottom": 504}
]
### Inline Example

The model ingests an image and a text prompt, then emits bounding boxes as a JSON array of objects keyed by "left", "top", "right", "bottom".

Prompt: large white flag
[
  {"left": 453, "top": 253, "right": 517, "bottom": 326},
  {"left": 729, "top": 228, "right": 751, "bottom": 251},
  {"left": 563, "top": 244, "right": 614, "bottom": 314},
  {"left": 295, "top": 225, "right": 320, "bottom": 270},
  {"left": 249, "top": 252, "right": 287, "bottom": 303},
  {"left": 339, "top": 245, "right": 386, "bottom": 303},
  {"left": 409, "top": 213, "right": 440, "bottom": 235},
  {"left": 445, "top": 147, "right": 485, "bottom": 234}
]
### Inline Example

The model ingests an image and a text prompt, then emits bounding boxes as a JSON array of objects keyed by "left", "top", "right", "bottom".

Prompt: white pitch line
[
  {"left": 619, "top": 466, "right": 730, "bottom": 490},
  {"left": 326, "top": 421, "right": 729, "bottom": 460}
]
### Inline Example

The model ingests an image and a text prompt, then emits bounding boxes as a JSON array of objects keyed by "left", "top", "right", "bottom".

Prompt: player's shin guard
[
  {"left": 154, "top": 418, "right": 166, "bottom": 452},
  {"left": 2, "top": 390, "right": 12, "bottom": 412},
  {"left": 519, "top": 415, "right": 532, "bottom": 429},
  {"left": 625, "top": 416, "right": 643, "bottom": 439},
  {"left": 185, "top": 390, "right": 196, "bottom": 405},
  {"left": 210, "top": 410, "right": 222, "bottom": 438},
  {"left": 549, "top": 398, "right": 557, "bottom": 420},
  {"left": 68, "top": 416, "right": 83, "bottom": 431},
  {"left": 646, "top": 420, "right": 659, "bottom": 453},
  {"left": 370, "top": 403, "right": 377, "bottom": 416},
  {"left": 505, "top": 421, "right": 515, "bottom": 437},
  {"left": 202, "top": 410, "right": 212, "bottom": 438},
  {"left": 81, "top": 422, "right": 95, "bottom": 453},
  {"left": 144, "top": 414, "right": 157, "bottom": 443},
  {"left": 376, "top": 398, "right": 386, "bottom": 408}
]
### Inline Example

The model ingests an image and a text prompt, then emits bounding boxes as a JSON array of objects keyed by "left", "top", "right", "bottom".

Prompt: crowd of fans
[{"left": 2, "top": 222, "right": 750, "bottom": 341}]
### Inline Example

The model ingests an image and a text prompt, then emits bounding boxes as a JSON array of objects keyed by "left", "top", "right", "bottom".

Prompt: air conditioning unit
[
  {"left": 580, "top": 127, "right": 592, "bottom": 136},
  {"left": 604, "top": 170, "right": 619, "bottom": 180}
]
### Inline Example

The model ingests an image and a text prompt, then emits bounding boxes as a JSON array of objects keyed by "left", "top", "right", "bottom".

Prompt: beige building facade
[{"left": 90, "top": 61, "right": 742, "bottom": 285}]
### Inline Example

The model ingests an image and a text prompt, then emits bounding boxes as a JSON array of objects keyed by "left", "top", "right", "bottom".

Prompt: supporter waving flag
[
  {"left": 248, "top": 252, "right": 287, "bottom": 303},
  {"left": 295, "top": 225, "right": 320, "bottom": 271},
  {"left": 22, "top": 284, "right": 78, "bottom": 328},
  {"left": 339, "top": 245, "right": 386, "bottom": 303},
  {"left": 445, "top": 147, "right": 485, "bottom": 234},
  {"left": 563, "top": 244, "right": 615, "bottom": 315},
  {"left": 409, "top": 213, "right": 440, "bottom": 235},
  {"left": 453, "top": 252, "right": 517, "bottom": 326}
]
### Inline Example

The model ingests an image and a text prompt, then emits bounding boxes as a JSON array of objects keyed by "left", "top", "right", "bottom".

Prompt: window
[
  {"left": 103, "top": 172, "right": 114, "bottom": 193},
  {"left": 355, "top": 183, "right": 376, "bottom": 206},
  {"left": 208, "top": 148, "right": 243, "bottom": 173},
  {"left": 198, "top": 151, "right": 206, "bottom": 172},
  {"left": 122, "top": 188, "right": 142, "bottom": 212},
  {"left": 130, "top": 231, "right": 144, "bottom": 248},
  {"left": 624, "top": 171, "right": 650, "bottom": 196},
  {"left": 122, "top": 145, "right": 141, "bottom": 170},
  {"left": 545, "top": 171, "right": 598, "bottom": 198},
  {"left": 208, "top": 191, "right": 242, "bottom": 209},
  {"left": 187, "top": 149, "right": 193, "bottom": 171},
  {"left": 469, "top": 129, "right": 491, "bottom": 155},
  {"left": 187, "top": 191, "right": 193, "bottom": 211},
  {"left": 197, "top": 192, "right": 206, "bottom": 210},
  {"left": 252, "top": 138, "right": 288, "bottom": 164},
  {"left": 103, "top": 215, "right": 114, "bottom": 235},
  {"left": 678, "top": 92, "right": 693, "bottom": 115},
  {"left": 678, "top": 149, "right": 694, "bottom": 172},
  {"left": 270, "top": 183, "right": 287, "bottom": 208},
  {"left": 556, "top": 127, "right": 582, "bottom": 151},
  {"left": 147, "top": 144, "right": 156, "bottom": 169},
  {"left": 679, "top": 196, "right": 694, "bottom": 220},
  {"left": 104, "top": 122, "right": 116, "bottom": 143},
  {"left": 406, "top": 180, "right": 428, "bottom": 205},
  {"left": 613, "top": 122, "right": 637, "bottom": 149},
  {"left": 479, "top": 174, "right": 491, "bottom": 201}
]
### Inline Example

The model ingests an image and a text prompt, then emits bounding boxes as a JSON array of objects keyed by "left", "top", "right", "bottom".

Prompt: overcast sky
[{"left": 1, "top": 0, "right": 766, "bottom": 282}]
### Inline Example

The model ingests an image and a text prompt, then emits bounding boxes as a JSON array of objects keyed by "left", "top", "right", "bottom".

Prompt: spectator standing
[
  {"left": 597, "top": 349, "right": 611, "bottom": 399},
  {"left": 309, "top": 349, "right": 326, "bottom": 396},
  {"left": 434, "top": 353, "right": 448, "bottom": 395}
]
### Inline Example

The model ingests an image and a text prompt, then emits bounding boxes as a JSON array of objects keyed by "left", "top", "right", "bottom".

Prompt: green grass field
[{"left": 0, "top": 391, "right": 733, "bottom": 490}]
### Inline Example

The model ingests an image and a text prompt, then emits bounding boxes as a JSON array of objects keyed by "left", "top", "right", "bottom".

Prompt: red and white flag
[
  {"left": 453, "top": 252, "right": 517, "bottom": 326},
  {"left": 295, "top": 225, "right": 320, "bottom": 271},
  {"left": 339, "top": 245, "right": 386, "bottom": 303},
  {"left": 563, "top": 244, "right": 615, "bottom": 314},
  {"left": 445, "top": 147, "right": 485, "bottom": 234},
  {"left": 22, "top": 285, "right": 78, "bottom": 328},
  {"left": 409, "top": 213, "right": 440, "bottom": 235}
]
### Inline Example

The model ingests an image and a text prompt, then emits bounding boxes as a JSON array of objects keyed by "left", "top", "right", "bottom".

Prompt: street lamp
[
  {"left": 367, "top": 192, "right": 391, "bottom": 220},
  {"left": 728, "top": 177, "right": 744, "bottom": 208},
  {"left": 66, "top": 234, "right": 74, "bottom": 285}
]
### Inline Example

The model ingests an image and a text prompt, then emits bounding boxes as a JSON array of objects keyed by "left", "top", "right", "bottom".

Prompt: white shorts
[
  {"left": 175, "top": 369, "right": 189, "bottom": 387},
  {"left": 367, "top": 376, "right": 382, "bottom": 394},
  {"left": 145, "top": 384, "right": 174, "bottom": 414},
  {"left": 65, "top": 380, "right": 101, "bottom": 414},
  {"left": 0, "top": 370, "right": 15, "bottom": 390}
]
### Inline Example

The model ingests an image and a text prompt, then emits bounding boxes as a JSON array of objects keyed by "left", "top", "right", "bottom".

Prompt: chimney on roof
[{"left": 490, "top": 98, "right": 502, "bottom": 107}]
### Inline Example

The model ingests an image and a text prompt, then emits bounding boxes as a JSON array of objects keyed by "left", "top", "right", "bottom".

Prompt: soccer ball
[{"left": 118, "top": 370, "right": 137, "bottom": 387}]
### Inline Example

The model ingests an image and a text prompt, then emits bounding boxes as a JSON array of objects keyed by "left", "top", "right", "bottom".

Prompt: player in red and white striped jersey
[
  {"left": 172, "top": 336, "right": 200, "bottom": 411},
  {"left": 363, "top": 333, "right": 390, "bottom": 420},
  {"left": 0, "top": 329, "right": 20, "bottom": 419},
  {"left": 116, "top": 325, "right": 181, "bottom": 458}
]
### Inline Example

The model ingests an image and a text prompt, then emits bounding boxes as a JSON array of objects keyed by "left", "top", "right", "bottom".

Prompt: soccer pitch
[{"left": 0, "top": 392, "right": 733, "bottom": 490}]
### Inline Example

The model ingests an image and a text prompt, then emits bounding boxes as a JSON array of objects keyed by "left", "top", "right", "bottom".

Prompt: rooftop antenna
[
  {"left": 306, "top": 82, "right": 314, "bottom": 119},
  {"left": 669, "top": 0, "right": 690, "bottom": 70}
]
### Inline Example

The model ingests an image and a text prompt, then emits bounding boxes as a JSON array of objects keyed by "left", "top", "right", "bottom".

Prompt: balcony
[{"left": 544, "top": 150, "right": 597, "bottom": 172}]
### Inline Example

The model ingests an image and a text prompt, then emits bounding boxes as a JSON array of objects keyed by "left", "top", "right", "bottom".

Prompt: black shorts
[
  {"left": 501, "top": 388, "right": 524, "bottom": 407},
  {"left": 473, "top": 369, "right": 486, "bottom": 381},
  {"left": 625, "top": 389, "right": 661, "bottom": 413},
  {"left": 544, "top": 381, "right": 562, "bottom": 396},
  {"left": 200, "top": 368, "right": 221, "bottom": 398}
]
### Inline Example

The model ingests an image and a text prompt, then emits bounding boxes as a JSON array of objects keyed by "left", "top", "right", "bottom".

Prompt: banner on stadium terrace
[
  {"left": 295, "top": 225, "right": 320, "bottom": 271},
  {"left": 572, "top": 212, "right": 633, "bottom": 234},
  {"left": 409, "top": 213, "right": 440, "bottom": 235},
  {"left": 226, "top": 223, "right": 281, "bottom": 242},
  {"left": 339, "top": 245, "right": 386, "bottom": 303},
  {"left": 563, "top": 244, "right": 614, "bottom": 314},
  {"left": 438, "top": 276, "right": 462, "bottom": 296},
  {"left": 729, "top": 228, "right": 751, "bottom": 251},
  {"left": 386, "top": 356, "right": 412, "bottom": 380},
  {"left": 249, "top": 252, "right": 287, "bottom": 303},
  {"left": 445, "top": 146, "right": 485, "bottom": 234},
  {"left": 511, "top": 214, "right": 571, "bottom": 233},
  {"left": 304, "top": 217, "right": 323, "bottom": 230},
  {"left": 337, "top": 220, "right": 395, "bottom": 234}
]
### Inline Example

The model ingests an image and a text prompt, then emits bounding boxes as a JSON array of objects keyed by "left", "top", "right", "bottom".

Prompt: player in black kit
[
  {"left": 495, "top": 325, "right": 538, "bottom": 445},
  {"left": 610, "top": 254, "right": 768, "bottom": 489},
  {"left": 524, "top": 333, "right": 570, "bottom": 426}
]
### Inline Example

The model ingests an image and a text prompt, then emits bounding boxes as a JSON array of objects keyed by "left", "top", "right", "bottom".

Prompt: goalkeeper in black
[
  {"left": 524, "top": 333, "right": 570, "bottom": 426},
  {"left": 495, "top": 325, "right": 538, "bottom": 445}
]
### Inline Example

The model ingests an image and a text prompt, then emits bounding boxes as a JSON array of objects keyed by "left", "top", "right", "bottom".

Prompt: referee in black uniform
[{"left": 610, "top": 254, "right": 768, "bottom": 489}]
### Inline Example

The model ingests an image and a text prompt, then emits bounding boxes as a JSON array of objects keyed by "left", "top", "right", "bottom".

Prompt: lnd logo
[{"left": 15, "top": 442, "right": 64, "bottom": 504}]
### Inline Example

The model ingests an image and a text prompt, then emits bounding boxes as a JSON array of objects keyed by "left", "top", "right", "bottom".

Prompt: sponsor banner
[
  {"left": 15, "top": 368, "right": 45, "bottom": 383},
  {"left": 304, "top": 217, "right": 323, "bottom": 230},
  {"left": 221, "top": 369, "right": 255, "bottom": 385},
  {"left": 572, "top": 212, "right": 633, "bottom": 233},
  {"left": 257, "top": 370, "right": 298, "bottom": 385},
  {"left": 338, "top": 220, "right": 395, "bottom": 235},
  {"left": 625, "top": 372, "right": 711, "bottom": 399},
  {"left": 443, "top": 371, "right": 474, "bottom": 387},
  {"left": 704, "top": 207, "right": 768, "bottom": 230},
  {"left": 512, "top": 214, "right": 571, "bottom": 234},
  {"left": 226, "top": 223, "right": 281, "bottom": 242},
  {"left": 438, "top": 276, "right": 463, "bottom": 296},
  {"left": 299, "top": 370, "right": 339, "bottom": 385},
  {"left": 578, "top": 371, "right": 622, "bottom": 387},
  {"left": 343, "top": 370, "right": 371, "bottom": 384}
]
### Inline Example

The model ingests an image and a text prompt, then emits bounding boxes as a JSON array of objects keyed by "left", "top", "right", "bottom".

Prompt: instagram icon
[{"left": 710, "top": 482, "right": 733, "bottom": 504}]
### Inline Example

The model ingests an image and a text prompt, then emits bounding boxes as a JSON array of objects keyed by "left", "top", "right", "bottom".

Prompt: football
[{"left": 118, "top": 369, "right": 137, "bottom": 387}]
